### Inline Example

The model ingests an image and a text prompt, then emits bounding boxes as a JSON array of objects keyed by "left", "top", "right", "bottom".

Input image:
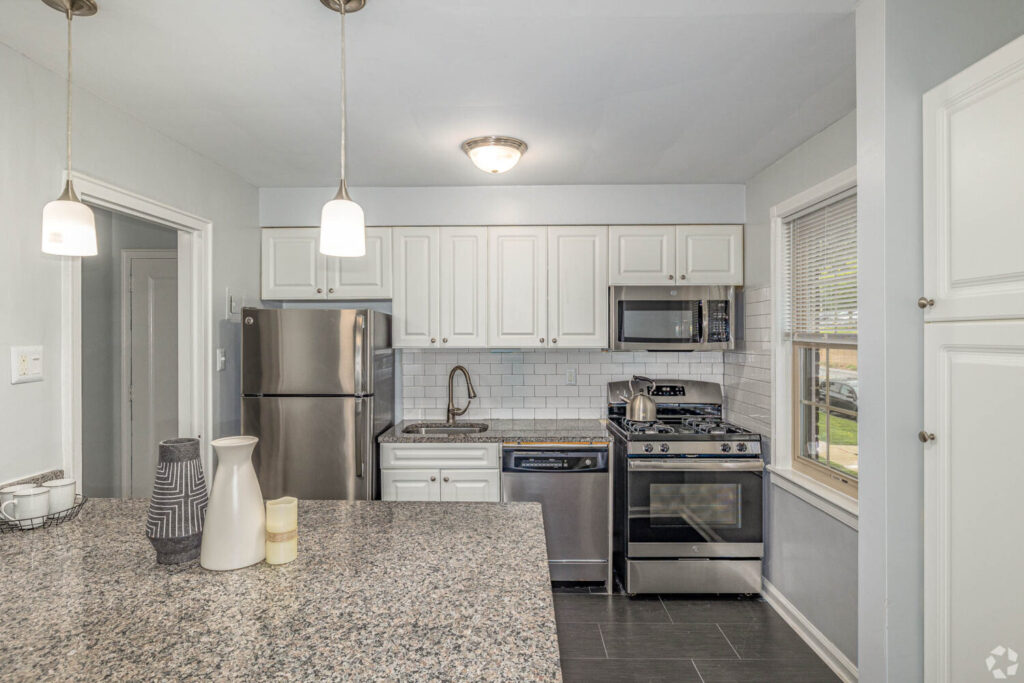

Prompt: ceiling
[{"left": 2, "top": 0, "right": 856, "bottom": 188}]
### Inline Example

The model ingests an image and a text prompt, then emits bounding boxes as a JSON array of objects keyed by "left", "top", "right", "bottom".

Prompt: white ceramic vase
[{"left": 200, "top": 436, "right": 266, "bottom": 571}]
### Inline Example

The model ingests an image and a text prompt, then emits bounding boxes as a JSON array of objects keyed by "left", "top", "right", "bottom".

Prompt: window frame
[{"left": 770, "top": 166, "right": 859, "bottom": 520}]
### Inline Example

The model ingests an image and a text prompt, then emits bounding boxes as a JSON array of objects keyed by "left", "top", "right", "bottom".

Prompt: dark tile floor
[{"left": 553, "top": 590, "right": 841, "bottom": 683}]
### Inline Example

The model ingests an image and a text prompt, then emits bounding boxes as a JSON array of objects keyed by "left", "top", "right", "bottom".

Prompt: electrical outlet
[
  {"left": 566, "top": 367, "right": 577, "bottom": 386},
  {"left": 225, "top": 288, "right": 244, "bottom": 322},
  {"left": 10, "top": 346, "right": 43, "bottom": 384}
]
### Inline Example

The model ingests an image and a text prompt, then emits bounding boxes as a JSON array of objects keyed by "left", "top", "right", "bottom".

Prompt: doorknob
[
  {"left": 917, "top": 297, "right": 934, "bottom": 309},
  {"left": 918, "top": 431, "right": 935, "bottom": 443}
]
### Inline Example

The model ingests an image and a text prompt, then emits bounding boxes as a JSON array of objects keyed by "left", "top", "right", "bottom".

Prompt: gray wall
[
  {"left": 855, "top": 2, "right": 1024, "bottom": 680},
  {"left": 735, "top": 111, "right": 858, "bottom": 663},
  {"left": 81, "top": 210, "right": 177, "bottom": 498}
]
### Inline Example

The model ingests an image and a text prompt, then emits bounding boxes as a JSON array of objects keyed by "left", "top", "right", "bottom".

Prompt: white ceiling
[{"left": 2, "top": 0, "right": 856, "bottom": 188}]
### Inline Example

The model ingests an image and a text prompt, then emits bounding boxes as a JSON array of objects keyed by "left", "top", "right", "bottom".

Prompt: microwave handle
[{"left": 701, "top": 300, "right": 710, "bottom": 344}]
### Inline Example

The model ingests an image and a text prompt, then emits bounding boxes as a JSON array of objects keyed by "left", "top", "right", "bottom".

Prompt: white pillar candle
[{"left": 265, "top": 497, "right": 298, "bottom": 565}]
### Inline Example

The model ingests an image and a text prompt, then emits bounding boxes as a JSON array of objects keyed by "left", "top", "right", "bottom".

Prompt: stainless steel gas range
[{"left": 607, "top": 378, "right": 764, "bottom": 595}]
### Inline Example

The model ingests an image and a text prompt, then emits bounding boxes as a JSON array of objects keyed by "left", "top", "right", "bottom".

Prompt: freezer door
[
  {"left": 241, "top": 308, "right": 391, "bottom": 396},
  {"left": 242, "top": 396, "right": 377, "bottom": 500}
]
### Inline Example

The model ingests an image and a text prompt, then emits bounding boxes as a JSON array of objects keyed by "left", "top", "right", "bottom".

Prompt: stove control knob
[
  {"left": 643, "top": 443, "right": 654, "bottom": 454},
  {"left": 659, "top": 443, "right": 670, "bottom": 453},
  {"left": 720, "top": 443, "right": 732, "bottom": 453},
  {"left": 736, "top": 443, "right": 748, "bottom": 453}
]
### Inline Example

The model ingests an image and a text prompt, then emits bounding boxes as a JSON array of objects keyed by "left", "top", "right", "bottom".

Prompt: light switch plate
[{"left": 10, "top": 346, "right": 43, "bottom": 384}]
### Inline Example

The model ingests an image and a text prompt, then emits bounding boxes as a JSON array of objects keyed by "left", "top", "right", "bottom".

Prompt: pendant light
[
  {"left": 319, "top": 0, "right": 366, "bottom": 257},
  {"left": 41, "top": 0, "right": 98, "bottom": 257},
  {"left": 462, "top": 136, "right": 528, "bottom": 174}
]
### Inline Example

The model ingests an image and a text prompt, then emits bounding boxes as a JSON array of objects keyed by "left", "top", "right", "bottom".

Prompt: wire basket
[{"left": 0, "top": 495, "right": 88, "bottom": 533}]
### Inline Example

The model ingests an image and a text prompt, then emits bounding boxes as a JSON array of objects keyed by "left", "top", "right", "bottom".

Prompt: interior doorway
[{"left": 80, "top": 212, "right": 179, "bottom": 498}]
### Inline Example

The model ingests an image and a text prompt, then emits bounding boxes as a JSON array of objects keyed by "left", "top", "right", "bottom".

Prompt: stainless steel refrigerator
[{"left": 241, "top": 308, "right": 394, "bottom": 500}]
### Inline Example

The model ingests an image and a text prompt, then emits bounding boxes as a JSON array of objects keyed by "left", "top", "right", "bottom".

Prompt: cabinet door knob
[
  {"left": 328, "top": 288, "right": 334, "bottom": 294},
  {"left": 442, "top": 338, "right": 448, "bottom": 344},
  {"left": 430, "top": 475, "right": 437, "bottom": 482},
  {"left": 917, "top": 297, "right": 935, "bottom": 309},
  {"left": 443, "top": 476, "right": 450, "bottom": 483},
  {"left": 430, "top": 338, "right": 437, "bottom": 344},
  {"left": 539, "top": 338, "right": 545, "bottom": 343},
  {"left": 668, "top": 274, "right": 674, "bottom": 280},
  {"left": 918, "top": 431, "right": 935, "bottom": 443},
  {"left": 552, "top": 338, "right": 558, "bottom": 344},
  {"left": 316, "top": 288, "right": 323, "bottom": 294},
  {"left": 679, "top": 274, "right": 686, "bottom": 280}
]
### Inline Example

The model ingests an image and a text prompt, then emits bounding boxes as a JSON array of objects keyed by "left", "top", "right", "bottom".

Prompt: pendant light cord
[
  {"left": 66, "top": 8, "right": 73, "bottom": 180},
  {"left": 339, "top": 2, "right": 347, "bottom": 184}
]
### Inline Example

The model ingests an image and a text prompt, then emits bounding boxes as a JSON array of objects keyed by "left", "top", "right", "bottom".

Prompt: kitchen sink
[{"left": 402, "top": 422, "right": 489, "bottom": 435}]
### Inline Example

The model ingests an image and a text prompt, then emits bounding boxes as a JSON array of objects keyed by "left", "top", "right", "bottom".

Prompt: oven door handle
[{"left": 628, "top": 459, "right": 764, "bottom": 472}]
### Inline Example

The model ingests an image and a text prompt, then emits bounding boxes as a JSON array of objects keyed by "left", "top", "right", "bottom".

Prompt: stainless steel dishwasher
[{"left": 501, "top": 444, "right": 610, "bottom": 584}]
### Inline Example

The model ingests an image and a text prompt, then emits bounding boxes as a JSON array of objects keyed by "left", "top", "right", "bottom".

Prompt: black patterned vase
[{"left": 146, "top": 437, "right": 209, "bottom": 564}]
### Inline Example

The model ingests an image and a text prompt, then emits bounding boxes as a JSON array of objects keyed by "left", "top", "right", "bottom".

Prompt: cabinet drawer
[{"left": 381, "top": 442, "right": 500, "bottom": 469}]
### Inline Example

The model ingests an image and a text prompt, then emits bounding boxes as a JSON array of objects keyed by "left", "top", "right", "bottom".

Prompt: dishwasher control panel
[{"left": 502, "top": 447, "right": 608, "bottom": 473}]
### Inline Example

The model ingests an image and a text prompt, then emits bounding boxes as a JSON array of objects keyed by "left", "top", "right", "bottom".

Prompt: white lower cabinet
[{"left": 380, "top": 443, "right": 500, "bottom": 502}]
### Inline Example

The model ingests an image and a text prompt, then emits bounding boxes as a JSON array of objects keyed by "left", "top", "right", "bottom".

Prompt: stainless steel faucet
[{"left": 447, "top": 365, "right": 477, "bottom": 425}]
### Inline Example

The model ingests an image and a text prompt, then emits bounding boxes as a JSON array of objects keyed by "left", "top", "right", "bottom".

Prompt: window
[{"left": 783, "top": 189, "right": 858, "bottom": 498}]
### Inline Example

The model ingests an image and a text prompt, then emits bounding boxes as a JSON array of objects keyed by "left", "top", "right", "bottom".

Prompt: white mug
[
  {"left": 43, "top": 478, "right": 76, "bottom": 514},
  {"left": 0, "top": 484, "right": 35, "bottom": 511},
  {"left": 1, "top": 487, "right": 50, "bottom": 529}
]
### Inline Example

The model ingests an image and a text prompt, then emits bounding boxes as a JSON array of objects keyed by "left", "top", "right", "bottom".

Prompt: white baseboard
[{"left": 762, "top": 578, "right": 858, "bottom": 682}]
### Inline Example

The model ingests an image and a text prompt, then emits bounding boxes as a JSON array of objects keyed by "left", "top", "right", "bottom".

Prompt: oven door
[{"left": 625, "top": 459, "right": 763, "bottom": 558}]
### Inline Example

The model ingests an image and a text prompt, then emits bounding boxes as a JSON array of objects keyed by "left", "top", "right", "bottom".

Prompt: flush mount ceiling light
[
  {"left": 318, "top": 0, "right": 366, "bottom": 257},
  {"left": 461, "top": 136, "right": 528, "bottom": 174},
  {"left": 40, "top": 0, "right": 98, "bottom": 257}
]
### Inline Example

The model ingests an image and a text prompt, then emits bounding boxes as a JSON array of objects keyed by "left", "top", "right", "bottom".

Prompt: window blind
[{"left": 783, "top": 190, "right": 857, "bottom": 342}]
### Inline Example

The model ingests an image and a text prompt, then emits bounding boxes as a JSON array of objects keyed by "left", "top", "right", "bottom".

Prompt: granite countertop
[
  {"left": 1, "top": 499, "right": 561, "bottom": 681},
  {"left": 379, "top": 419, "right": 610, "bottom": 444}
]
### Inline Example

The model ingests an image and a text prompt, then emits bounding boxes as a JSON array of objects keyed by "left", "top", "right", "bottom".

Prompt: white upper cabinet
[
  {"left": 608, "top": 226, "right": 677, "bottom": 285},
  {"left": 392, "top": 227, "right": 440, "bottom": 348},
  {"left": 324, "top": 227, "right": 392, "bottom": 299},
  {"left": 488, "top": 227, "right": 548, "bottom": 347},
  {"left": 676, "top": 225, "right": 743, "bottom": 285},
  {"left": 261, "top": 228, "right": 325, "bottom": 300},
  {"left": 923, "top": 36, "right": 1024, "bottom": 322},
  {"left": 262, "top": 227, "right": 392, "bottom": 300},
  {"left": 548, "top": 226, "right": 608, "bottom": 348},
  {"left": 439, "top": 227, "right": 488, "bottom": 348}
]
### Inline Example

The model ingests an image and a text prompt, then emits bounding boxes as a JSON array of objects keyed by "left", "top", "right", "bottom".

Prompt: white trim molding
[
  {"left": 762, "top": 578, "right": 859, "bottom": 682},
  {"left": 62, "top": 172, "right": 214, "bottom": 487},
  {"left": 769, "top": 166, "right": 859, "bottom": 512},
  {"left": 768, "top": 465, "right": 858, "bottom": 529}
]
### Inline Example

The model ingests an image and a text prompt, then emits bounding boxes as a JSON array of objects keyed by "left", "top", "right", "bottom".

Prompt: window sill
[{"left": 767, "top": 465, "right": 859, "bottom": 530}]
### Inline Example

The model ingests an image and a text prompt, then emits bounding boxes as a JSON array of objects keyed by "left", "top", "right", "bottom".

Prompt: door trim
[
  {"left": 120, "top": 250, "right": 177, "bottom": 498},
  {"left": 61, "top": 172, "right": 213, "bottom": 489}
]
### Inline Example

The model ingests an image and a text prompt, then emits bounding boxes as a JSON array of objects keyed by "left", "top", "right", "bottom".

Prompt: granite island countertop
[
  {"left": 1, "top": 499, "right": 561, "bottom": 681},
  {"left": 379, "top": 418, "right": 610, "bottom": 444}
]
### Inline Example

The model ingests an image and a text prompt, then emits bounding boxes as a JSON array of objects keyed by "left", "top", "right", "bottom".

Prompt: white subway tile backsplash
[{"left": 725, "top": 288, "right": 774, "bottom": 433}]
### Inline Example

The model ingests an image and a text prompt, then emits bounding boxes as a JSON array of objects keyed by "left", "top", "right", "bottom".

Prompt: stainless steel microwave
[{"left": 609, "top": 286, "right": 735, "bottom": 351}]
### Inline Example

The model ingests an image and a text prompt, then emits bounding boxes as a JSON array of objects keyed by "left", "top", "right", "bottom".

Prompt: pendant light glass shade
[
  {"left": 320, "top": 181, "right": 365, "bottom": 257},
  {"left": 41, "top": 5, "right": 96, "bottom": 257},
  {"left": 42, "top": 181, "right": 97, "bottom": 256}
]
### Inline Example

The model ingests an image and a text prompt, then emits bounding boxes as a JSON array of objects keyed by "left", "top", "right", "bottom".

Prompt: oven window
[
  {"left": 650, "top": 483, "right": 741, "bottom": 528},
  {"left": 618, "top": 300, "right": 701, "bottom": 344}
]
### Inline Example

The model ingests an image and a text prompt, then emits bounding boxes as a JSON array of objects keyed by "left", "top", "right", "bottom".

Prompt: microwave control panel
[{"left": 707, "top": 300, "right": 731, "bottom": 343}]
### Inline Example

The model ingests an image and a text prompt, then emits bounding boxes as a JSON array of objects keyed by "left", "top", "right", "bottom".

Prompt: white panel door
[
  {"left": 440, "top": 469, "right": 500, "bottom": 502},
  {"left": 325, "top": 227, "right": 392, "bottom": 299},
  {"left": 439, "top": 227, "right": 487, "bottom": 348},
  {"left": 923, "top": 34, "right": 1024, "bottom": 322},
  {"left": 548, "top": 226, "right": 608, "bottom": 348},
  {"left": 380, "top": 469, "right": 441, "bottom": 501},
  {"left": 608, "top": 226, "right": 676, "bottom": 285},
  {"left": 676, "top": 225, "right": 744, "bottom": 285},
  {"left": 924, "top": 321, "right": 1024, "bottom": 682},
  {"left": 128, "top": 254, "right": 178, "bottom": 498},
  {"left": 261, "top": 228, "right": 325, "bottom": 299},
  {"left": 392, "top": 227, "right": 440, "bottom": 348},
  {"left": 488, "top": 226, "right": 548, "bottom": 347}
]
